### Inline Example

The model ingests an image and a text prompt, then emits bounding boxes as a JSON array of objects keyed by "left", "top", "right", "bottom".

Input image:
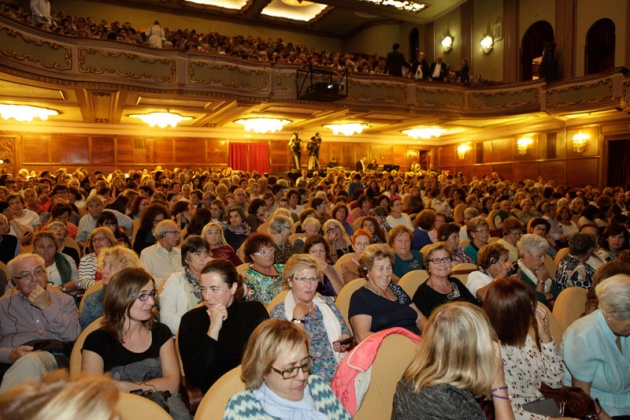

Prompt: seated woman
[
  {"left": 46, "top": 221, "right": 80, "bottom": 266},
  {"left": 132, "top": 203, "right": 170, "bottom": 255},
  {"left": 32, "top": 231, "right": 79, "bottom": 295},
  {"left": 361, "top": 216, "right": 388, "bottom": 244},
  {"left": 527, "top": 218, "right": 559, "bottom": 259},
  {"left": 392, "top": 303, "right": 514, "bottom": 420},
  {"left": 496, "top": 217, "right": 523, "bottom": 262},
  {"left": 81, "top": 267, "right": 189, "bottom": 419},
  {"left": 159, "top": 235, "right": 211, "bottom": 335},
  {"left": 269, "top": 214, "right": 294, "bottom": 265},
  {"left": 517, "top": 234, "right": 554, "bottom": 304},
  {"left": 323, "top": 219, "right": 353, "bottom": 263},
  {"left": 387, "top": 198, "right": 414, "bottom": 231},
  {"left": 594, "top": 224, "right": 629, "bottom": 263},
  {"left": 224, "top": 319, "right": 351, "bottom": 419},
  {"left": 331, "top": 203, "right": 354, "bottom": 237},
  {"left": 80, "top": 245, "right": 140, "bottom": 330},
  {"left": 201, "top": 222, "right": 242, "bottom": 266},
  {"left": 437, "top": 223, "right": 473, "bottom": 265},
  {"left": 223, "top": 207, "right": 251, "bottom": 253},
  {"left": 389, "top": 225, "right": 424, "bottom": 282},
  {"left": 466, "top": 242, "right": 513, "bottom": 301},
  {"left": 554, "top": 232, "right": 597, "bottom": 296},
  {"left": 245, "top": 198, "right": 266, "bottom": 232},
  {"left": 412, "top": 242, "right": 479, "bottom": 318},
  {"left": 270, "top": 254, "right": 353, "bottom": 382},
  {"left": 484, "top": 279, "right": 564, "bottom": 420},
  {"left": 412, "top": 209, "right": 435, "bottom": 251},
  {"left": 428, "top": 212, "right": 447, "bottom": 245},
  {"left": 340, "top": 229, "right": 372, "bottom": 283},
  {"left": 464, "top": 216, "right": 490, "bottom": 264},
  {"left": 97, "top": 210, "right": 131, "bottom": 248},
  {"left": 349, "top": 244, "right": 427, "bottom": 343},
  {"left": 562, "top": 274, "right": 630, "bottom": 418},
  {"left": 241, "top": 233, "right": 285, "bottom": 304},
  {"left": 78, "top": 227, "right": 117, "bottom": 290},
  {"left": 292, "top": 217, "right": 321, "bottom": 254},
  {"left": 303, "top": 235, "right": 345, "bottom": 297},
  {"left": 178, "top": 259, "right": 269, "bottom": 394},
  {"left": 182, "top": 207, "right": 211, "bottom": 240}
]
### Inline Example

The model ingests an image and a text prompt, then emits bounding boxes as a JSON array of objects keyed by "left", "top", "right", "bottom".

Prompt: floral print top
[
  {"left": 242, "top": 264, "right": 285, "bottom": 304},
  {"left": 270, "top": 296, "right": 350, "bottom": 382},
  {"left": 501, "top": 335, "right": 564, "bottom": 420}
]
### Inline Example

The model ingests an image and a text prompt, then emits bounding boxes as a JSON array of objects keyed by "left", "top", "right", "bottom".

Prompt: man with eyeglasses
[
  {"left": 76, "top": 195, "right": 132, "bottom": 249},
  {"left": 139, "top": 220, "right": 182, "bottom": 288},
  {"left": 0, "top": 254, "right": 80, "bottom": 391}
]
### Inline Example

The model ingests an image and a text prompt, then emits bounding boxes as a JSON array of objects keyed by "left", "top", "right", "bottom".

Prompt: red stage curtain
[{"left": 229, "top": 142, "right": 270, "bottom": 173}]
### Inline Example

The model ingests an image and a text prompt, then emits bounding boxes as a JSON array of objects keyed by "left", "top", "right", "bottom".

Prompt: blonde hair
[
  {"left": 201, "top": 222, "right": 228, "bottom": 247},
  {"left": 96, "top": 245, "right": 140, "bottom": 272},
  {"left": 0, "top": 370, "right": 118, "bottom": 420},
  {"left": 403, "top": 302, "right": 498, "bottom": 397},
  {"left": 282, "top": 254, "right": 322, "bottom": 288},
  {"left": 240, "top": 319, "right": 309, "bottom": 390}
]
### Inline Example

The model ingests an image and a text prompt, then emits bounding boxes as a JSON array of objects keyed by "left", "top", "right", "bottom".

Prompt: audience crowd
[{"left": 0, "top": 160, "right": 629, "bottom": 419}]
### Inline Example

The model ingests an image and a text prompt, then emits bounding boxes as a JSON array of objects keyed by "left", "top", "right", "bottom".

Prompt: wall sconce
[
  {"left": 516, "top": 137, "right": 532, "bottom": 155},
  {"left": 480, "top": 35, "right": 494, "bottom": 54},
  {"left": 572, "top": 130, "right": 590, "bottom": 153},
  {"left": 457, "top": 144, "right": 471, "bottom": 160},
  {"left": 441, "top": 35, "right": 453, "bottom": 52}
]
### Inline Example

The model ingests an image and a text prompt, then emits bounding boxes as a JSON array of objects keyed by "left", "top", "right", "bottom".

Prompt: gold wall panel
[
  {"left": 78, "top": 48, "right": 176, "bottom": 82},
  {"left": 92, "top": 136, "right": 115, "bottom": 164},
  {"left": 22, "top": 135, "right": 49, "bottom": 162},
  {"left": 0, "top": 25, "right": 71, "bottom": 70},
  {"left": 51, "top": 136, "right": 89, "bottom": 163},
  {"left": 189, "top": 61, "right": 269, "bottom": 91}
]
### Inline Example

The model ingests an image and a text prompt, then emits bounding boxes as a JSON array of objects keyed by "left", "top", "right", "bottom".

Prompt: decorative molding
[
  {"left": 418, "top": 88, "right": 465, "bottom": 108},
  {"left": 349, "top": 80, "right": 407, "bottom": 103},
  {"left": 469, "top": 87, "right": 539, "bottom": 110},
  {"left": 78, "top": 48, "right": 176, "bottom": 82},
  {"left": 0, "top": 25, "right": 71, "bottom": 70},
  {"left": 546, "top": 78, "right": 613, "bottom": 109},
  {"left": 189, "top": 61, "right": 269, "bottom": 91}
]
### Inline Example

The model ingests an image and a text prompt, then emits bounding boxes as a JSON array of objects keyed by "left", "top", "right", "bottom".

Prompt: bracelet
[
  {"left": 491, "top": 393, "right": 512, "bottom": 401},
  {"left": 291, "top": 318, "right": 305, "bottom": 324},
  {"left": 491, "top": 386, "right": 508, "bottom": 392}
]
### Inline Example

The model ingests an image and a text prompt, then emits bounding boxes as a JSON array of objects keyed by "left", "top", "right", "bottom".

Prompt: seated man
[
  {"left": 0, "top": 254, "right": 80, "bottom": 392},
  {"left": 139, "top": 219, "right": 182, "bottom": 288}
]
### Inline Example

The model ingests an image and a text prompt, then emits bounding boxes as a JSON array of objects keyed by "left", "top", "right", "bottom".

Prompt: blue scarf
[{"left": 252, "top": 381, "right": 327, "bottom": 420}]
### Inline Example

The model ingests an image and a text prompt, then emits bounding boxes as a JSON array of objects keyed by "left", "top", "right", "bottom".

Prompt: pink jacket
[{"left": 331, "top": 327, "right": 420, "bottom": 416}]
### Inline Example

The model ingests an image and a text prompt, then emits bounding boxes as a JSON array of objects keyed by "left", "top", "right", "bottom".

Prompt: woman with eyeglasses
[
  {"left": 464, "top": 216, "right": 491, "bottom": 264},
  {"left": 178, "top": 259, "right": 269, "bottom": 394},
  {"left": 412, "top": 242, "right": 480, "bottom": 318},
  {"left": 241, "top": 233, "right": 285, "bottom": 304},
  {"left": 78, "top": 227, "right": 117, "bottom": 290},
  {"left": 32, "top": 231, "right": 79, "bottom": 295},
  {"left": 270, "top": 255, "right": 353, "bottom": 382},
  {"left": 270, "top": 214, "right": 295, "bottom": 265},
  {"left": 81, "top": 267, "right": 189, "bottom": 419},
  {"left": 224, "top": 319, "right": 351, "bottom": 419},
  {"left": 159, "top": 235, "right": 212, "bottom": 335},
  {"left": 322, "top": 219, "right": 353, "bottom": 264}
]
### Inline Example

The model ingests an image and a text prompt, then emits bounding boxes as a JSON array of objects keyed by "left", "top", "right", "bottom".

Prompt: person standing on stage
[
  {"left": 289, "top": 133, "right": 302, "bottom": 171},
  {"left": 308, "top": 133, "right": 322, "bottom": 170}
]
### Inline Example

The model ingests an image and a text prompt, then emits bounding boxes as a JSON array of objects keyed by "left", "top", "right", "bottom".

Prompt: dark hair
[
  {"left": 106, "top": 195, "right": 129, "bottom": 214},
  {"left": 569, "top": 232, "right": 597, "bottom": 257},
  {"left": 200, "top": 259, "right": 244, "bottom": 300},
  {"left": 50, "top": 203, "right": 72, "bottom": 219},
  {"left": 361, "top": 216, "right": 387, "bottom": 243},
  {"left": 310, "top": 197, "right": 325, "bottom": 209},
  {"left": 414, "top": 209, "right": 436, "bottom": 230},
  {"left": 181, "top": 235, "right": 209, "bottom": 267},
  {"left": 502, "top": 217, "right": 523, "bottom": 235},
  {"left": 437, "top": 223, "right": 460, "bottom": 242},
  {"left": 242, "top": 233, "right": 274, "bottom": 263},
  {"left": 186, "top": 208, "right": 212, "bottom": 237},
  {"left": 303, "top": 234, "right": 331, "bottom": 260},
  {"left": 527, "top": 217, "right": 550, "bottom": 233},
  {"left": 331, "top": 203, "right": 349, "bottom": 221},
  {"left": 103, "top": 267, "right": 156, "bottom": 342},
  {"left": 139, "top": 203, "right": 170, "bottom": 232},
  {"left": 227, "top": 206, "right": 246, "bottom": 224},
  {"left": 130, "top": 196, "right": 149, "bottom": 217},
  {"left": 248, "top": 198, "right": 266, "bottom": 216},
  {"left": 599, "top": 224, "right": 629, "bottom": 251},
  {"left": 483, "top": 278, "right": 537, "bottom": 347},
  {"left": 477, "top": 242, "right": 508, "bottom": 270},
  {"left": 171, "top": 200, "right": 190, "bottom": 218}
]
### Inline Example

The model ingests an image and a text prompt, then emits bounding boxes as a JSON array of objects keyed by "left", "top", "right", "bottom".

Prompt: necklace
[{"left": 365, "top": 282, "right": 395, "bottom": 301}]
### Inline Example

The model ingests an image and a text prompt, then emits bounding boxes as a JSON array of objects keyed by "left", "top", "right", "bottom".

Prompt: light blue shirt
[{"left": 561, "top": 310, "right": 630, "bottom": 417}]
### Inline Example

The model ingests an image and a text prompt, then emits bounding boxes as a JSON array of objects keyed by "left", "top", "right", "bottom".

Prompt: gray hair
[
  {"left": 518, "top": 233, "right": 549, "bottom": 256},
  {"left": 7, "top": 254, "right": 45, "bottom": 278},
  {"left": 596, "top": 274, "right": 630, "bottom": 320},
  {"left": 270, "top": 214, "right": 292, "bottom": 234},
  {"left": 463, "top": 207, "right": 479, "bottom": 218},
  {"left": 301, "top": 217, "right": 321, "bottom": 232},
  {"left": 154, "top": 219, "right": 177, "bottom": 239}
]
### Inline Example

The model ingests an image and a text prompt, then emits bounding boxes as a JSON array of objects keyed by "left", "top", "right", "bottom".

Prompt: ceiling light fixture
[
  {"left": 480, "top": 35, "right": 494, "bottom": 54},
  {"left": 572, "top": 130, "right": 590, "bottom": 153},
  {"left": 0, "top": 104, "right": 59, "bottom": 122},
  {"left": 402, "top": 127, "right": 446, "bottom": 139},
  {"left": 457, "top": 144, "right": 471, "bottom": 160},
  {"left": 360, "top": 0, "right": 426, "bottom": 13},
  {"left": 324, "top": 123, "right": 368, "bottom": 136},
  {"left": 516, "top": 136, "right": 532, "bottom": 155},
  {"left": 441, "top": 35, "right": 453, "bottom": 52},
  {"left": 235, "top": 117, "right": 291, "bottom": 134},
  {"left": 129, "top": 112, "right": 193, "bottom": 128}
]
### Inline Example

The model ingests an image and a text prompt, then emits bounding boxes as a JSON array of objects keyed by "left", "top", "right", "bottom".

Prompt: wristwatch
[
  {"left": 291, "top": 318, "right": 305, "bottom": 324},
  {"left": 61, "top": 286, "right": 67, "bottom": 293}
]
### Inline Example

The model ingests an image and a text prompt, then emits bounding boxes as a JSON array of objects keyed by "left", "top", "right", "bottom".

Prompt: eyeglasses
[
  {"left": 252, "top": 247, "right": 275, "bottom": 257},
  {"left": 164, "top": 231, "right": 180, "bottom": 235},
  {"left": 137, "top": 290, "right": 157, "bottom": 301},
  {"left": 326, "top": 226, "right": 339, "bottom": 234},
  {"left": 270, "top": 356, "right": 313, "bottom": 379},
  {"left": 429, "top": 256, "right": 452, "bottom": 264},
  {"left": 293, "top": 277, "right": 319, "bottom": 284},
  {"left": 473, "top": 229, "right": 489, "bottom": 235},
  {"left": 92, "top": 236, "right": 110, "bottom": 243},
  {"left": 13, "top": 268, "right": 46, "bottom": 282}
]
